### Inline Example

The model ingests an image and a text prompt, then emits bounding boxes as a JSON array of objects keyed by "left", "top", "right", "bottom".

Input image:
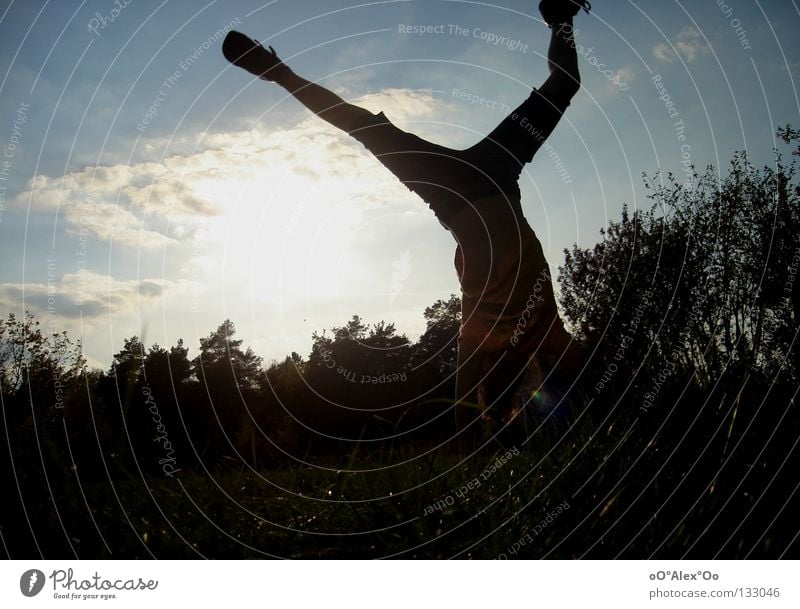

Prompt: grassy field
[{"left": 13, "top": 388, "right": 796, "bottom": 559}]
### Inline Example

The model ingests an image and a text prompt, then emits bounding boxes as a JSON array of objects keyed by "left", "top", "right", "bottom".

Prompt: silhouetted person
[{"left": 223, "top": 0, "right": 591, "bottom": 442}]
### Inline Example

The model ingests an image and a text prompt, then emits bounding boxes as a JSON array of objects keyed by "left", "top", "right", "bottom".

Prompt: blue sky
[{"left": 0, "top": 0, "right": 798, "bottom": 369}]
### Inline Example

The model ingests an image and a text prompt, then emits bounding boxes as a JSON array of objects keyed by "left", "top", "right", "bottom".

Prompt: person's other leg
[
  {"left": 223, "top": 32, "right": 375, "bottom": 134},
  {"left": 541, "top": 20, "right": 581, "bottom": 102},
  {"left": 275, "top": 70, "right": 378, "bottom": 135},
  {"left": 223, "top": 32, "right": 478, "bottom": 226},
  {"left": 271, "top": 63, "right": 471, "bottom": 224},
  {"left": 467, "top": 20, "right": 580, "bottom": 178}
]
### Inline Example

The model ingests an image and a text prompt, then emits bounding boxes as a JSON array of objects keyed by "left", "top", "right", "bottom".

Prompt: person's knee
[
  {"left": 565, "top": 74, "right": 581, "bottom": 99},
  {"left": 330, "top": 105, "right": 375, "bottom": 135},
  {"left": 539, "top": 72, "right": 580, "bottom": 109},
  {"left": 566, "top": 72, "right": 581, "bottom": 99},
  {"left": 552, "top": 71, "right": 581, "bottom": 101}
]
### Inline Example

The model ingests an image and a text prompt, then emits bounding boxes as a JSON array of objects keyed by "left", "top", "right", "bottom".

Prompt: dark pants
[{"left": 348, "top": 86, "right": 571, "bottom": 226}]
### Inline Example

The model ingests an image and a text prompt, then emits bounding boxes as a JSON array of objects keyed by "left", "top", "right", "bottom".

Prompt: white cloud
[
  {"left": 601, "top": 66, "right": 636, "bottom": 94},
  {"left": 616, "top": 66, "right": 635, "bottom": 83},
  {"left": 0, "top": 269, "right": 173, "bottom": 320},
  {"left": 653, "top": 26, "right": 709, "bottom": 63},
  {"left": 354, "top": 87, "right": 439, "bottom": 122},
  {"left": 65, "top": 200, "right": 177, "bottom": 248},
  {"left": 653, "top": 43, "right": 675, "bottom": 63}
]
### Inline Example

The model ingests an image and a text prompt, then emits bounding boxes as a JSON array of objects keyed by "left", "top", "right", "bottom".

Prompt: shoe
[
  {"left": 538, "top": 0, "right": 591, "bottom": 28},
  {"left": 222, "top": 31, "right": 287, "bottom": 81}
]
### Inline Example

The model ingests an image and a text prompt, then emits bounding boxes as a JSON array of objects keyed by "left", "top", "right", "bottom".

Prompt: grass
[{"left": 12, "top": 389, "right": 795, "bottom": 559}]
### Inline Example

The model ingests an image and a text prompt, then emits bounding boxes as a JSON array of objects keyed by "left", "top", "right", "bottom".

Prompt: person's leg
[
  {"left": 224, "top": 32, "right": 475, "bottom": 226},
  {"left": 539, "top": 20, "right": 581, "bottom": 107},
  {"left": 223, "top": 32, "right": 375, "bottom": 134},
  {"left": 466, "top": 20, "right": 580, "bottom": 180},
  {"left": 274, "top": 70, "right": 376, "bottom": 135}
]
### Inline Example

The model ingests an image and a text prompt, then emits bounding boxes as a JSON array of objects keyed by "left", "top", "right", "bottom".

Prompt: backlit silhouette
[{"left": 222, "top": 0, "right": 592, "bottom": 439}]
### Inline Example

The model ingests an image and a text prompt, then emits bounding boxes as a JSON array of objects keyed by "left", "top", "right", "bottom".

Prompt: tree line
[{"left": 2, "top": 128, "right": 798, "bottom": 495}]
